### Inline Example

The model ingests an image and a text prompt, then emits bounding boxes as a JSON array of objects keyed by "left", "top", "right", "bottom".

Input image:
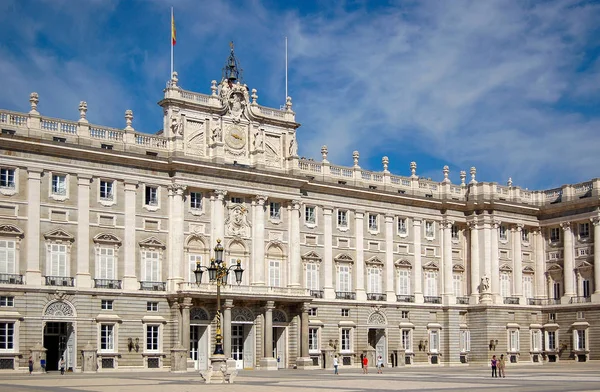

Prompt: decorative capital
[
  {"left": 291, "top": 199, "right": 302, "bottom": 210},
  {"left": 265, "top": 300, "right": 276, "bottom": 310},
  {"left": 591, "top": 217, "right": 600, "bottom": 227},
  {"left": 491, "top": 219, "right": 501, "bottom": 229},
  {"left": 466, "top": 220, "right": 477, "bottom": 230},
  {"left": 441, "top": 219, "right": 454, "bottom": 229},
  {"left": 514, "top": 223, "right": 524, "bottom": 232},
  {"left": 168, "top": 183, "right": 187, "bottom": 196},
  {"left": 214, "top": 189, "right": 228, "bottom": 200},
  {"left": 255, "top": 194, "right": 268, "bottom": 205},
  {"left": 560, "top": 221, "right": 571, "bottom": 232}
]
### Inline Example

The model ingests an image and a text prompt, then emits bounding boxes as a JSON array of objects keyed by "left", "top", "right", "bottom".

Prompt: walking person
[
  {"left": 376, "top": 355, "right": 384, "bottom": 374},
  {"left": 490, "top": 355, "right": 498, "bottom": 378},
  {"left": 59, "top": 357, "right": 65, "bottom": 375},
  {"left": 362, "top": 355, "right": 369, "bottom": 374},
  {"left": 333, "top": 355, "right": 339, "bottom": 375},
  {"left": 28, "top": 356, "right": 33, "bottom": 375},
  {"left": 498, "top": 354, "right": 506, "bottom": 378}
]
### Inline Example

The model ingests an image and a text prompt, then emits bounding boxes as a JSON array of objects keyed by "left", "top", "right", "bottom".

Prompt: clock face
[{"left": 225, "top": 127, "right": 246, "bottom": 149}]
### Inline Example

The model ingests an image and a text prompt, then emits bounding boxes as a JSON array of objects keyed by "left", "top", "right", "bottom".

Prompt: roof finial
[{"left": 223, "top": 41, "right": 243, "bottom": 84}]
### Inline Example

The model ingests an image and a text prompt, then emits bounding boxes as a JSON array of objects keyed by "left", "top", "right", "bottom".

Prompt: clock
[{"left": 225, "top": 127, "right": 246, "bottom": 149}]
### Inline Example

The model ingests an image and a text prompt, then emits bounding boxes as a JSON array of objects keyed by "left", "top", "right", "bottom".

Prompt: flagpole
[
  {"left": 285, "top": 36, "right": 288, "bottom": 101},
  {"left": 170, "top": 7, "right": 174, "bottom": 79}
]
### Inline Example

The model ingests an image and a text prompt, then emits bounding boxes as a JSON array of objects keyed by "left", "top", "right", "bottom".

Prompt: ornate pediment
[
  {"left": 44, "top": 300, "right": 76, "bottom": 318},
  {"left": 522, "top": 265, "right": 535, "bottom": 274},
  {"left": 334, "top": 253, "right": 354, "bottom": 263},
  {"left": 452, "top": 263, "right": 465, "bottom": 272},
  {"left": 547, "top": 263, "right": 563, "bottom": 272},
  {"left": 93, "top": 233, "right": 122, "bottom": 246},
  {"left": 422, "top": 260, "right": 439, "bottom": 270},
  {"left": 139, "top": 236, "right": 166, "bottom": 249},
  {"left": 499, "top": 263, "right": 513, "bottom": 272},
  {"left": 219, "top": 80, "right": 250, "bottom": 123},
  {"left": 43, "top": 228, "right": 74, "bottom": 242},
  {"left": 394, "top": 259, "right": 412, "bottom": 268},
  {"left": 301, "top": 251, "right": 322, "bottom": 262},
  {"left": 576, "top": 260, "right": 593, "bottom": 270},
  {"left": 0, "top": 224, "right": 24, "bottom": 238},
  {"left": 367, "top": 311, "right": 387, "bottom": 325},
  {"left": 366, "top": 256, "right": 384, "bottom": 266},
  {"left": 225, "top": 204, "right": 251, "bottom": 238}
]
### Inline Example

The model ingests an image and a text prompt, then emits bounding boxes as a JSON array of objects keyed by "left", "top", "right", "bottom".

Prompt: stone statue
[
  {"left": 253, "top": 129, "right": 263, "bottom": 150},
  {"left": 289, "top": 136, "right": 297, "bottom": 156},
  {"left": 480, "top": 275, "right": 490, "bottom": 293},
  {"left": 170, "top": 115, "right": 183, "bottom": 136},
  {"left": 211, "top": 122, "right": 222, "bottom": 143}
]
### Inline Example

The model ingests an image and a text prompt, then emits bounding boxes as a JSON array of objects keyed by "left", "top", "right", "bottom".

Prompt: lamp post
[{"left": 194, "top": 239, "right": 244, "bottom": 356}]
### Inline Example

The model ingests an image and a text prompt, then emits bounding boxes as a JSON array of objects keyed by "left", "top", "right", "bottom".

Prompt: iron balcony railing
[
  {"left": 528, "top": 298, "right": 561, "bottom": 305},
  {"left": 424, "top": 296, "right": 442, "bottom": 304},
  {"left": 570, "top": 296, "right": 591, "bottom": 304},
  {"left": 140, "top": 281, "right": 166, "bottom": 291},
  {"left": 0, "top": 273, "right": 23, "bottom": 284},
  {"left": 367, "top": 293, "right": 386, "bottom": 301},
  {"left": 503, "top": 297, "right": 520, "bottom": 305},
  {"left": 94, "top": 279, "right": 122, "bottom": 289},
  {"left": 310, "top": 290, "right": 324, "bottom": 299},
  {"left": 335, "top": 291, "right": 356, "bottom": 300},
  {"left": 45, "top": 276, "right": 74, "bottom": 287},
  {"left": 396, "top": 294, "right": 415, "bottom": 303},
  {"left": 456, "top": 297, "right": 470, "bottom": 304}
]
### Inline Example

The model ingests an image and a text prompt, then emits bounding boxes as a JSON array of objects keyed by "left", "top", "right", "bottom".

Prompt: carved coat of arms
[{"left": 225, "top": 204, "right": 251, "bottom": 237}]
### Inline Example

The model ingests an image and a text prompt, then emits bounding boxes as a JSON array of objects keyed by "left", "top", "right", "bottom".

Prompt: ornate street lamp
[{"left": 194, "top": 239, "right": 244, "bottom": 356}]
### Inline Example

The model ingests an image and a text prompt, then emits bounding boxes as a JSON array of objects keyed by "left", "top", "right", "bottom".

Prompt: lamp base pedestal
[{"left": 200, "top": 355, "right": 238, "bottom": 384}]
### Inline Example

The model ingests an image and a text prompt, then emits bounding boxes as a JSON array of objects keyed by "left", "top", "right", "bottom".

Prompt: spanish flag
[{"left": 171, "top": 10, "right": 176, "bottom": 46}]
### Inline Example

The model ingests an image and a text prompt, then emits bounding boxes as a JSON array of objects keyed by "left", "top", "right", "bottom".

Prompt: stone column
[
  {"left": 323, "top": 208, "right": 335, "bottom": 299},
  {"left": 252, "top": 196, "right": 267, "bottom": 285},
  {"left": 413, "top": 218, "right": 423, "bottom": 303},
  {"left": 561, "top": 222, "right": 575, "bottom": 303},
  {"left": 223, "top": 299, "right": 233, "bottom": 358},
  {"left": 385, "top": 215, "right": 395, "bottom": 302},
  {"left": 547, "top": 274, "right": 553, "bottom": 301},
  {"left": 491, "top": 220, "right": 501, "bottom": 303},
  {"left": 213, "top": 190, "right": 227, "bottom": 243},
  {"left": 182, "top": 298, "right": 192, "bottom": 353},
  {"left": 482, "top": 218, "right": 492, "bottom": 283},
  {"left": 167, "top": 184, "right": 186, "bottom": 290},
  {"left": 534, "top": 230, "right": 546, "bottom": 299},
  {"left": 289, "top": 200, "right": 302, "bottom": 287},
  {"left": 25, "top": 168, "right": 43, "bottom": 286},
  {"left": 259, "top": 301, "right": 277, "bottom": 370},
  {"left": 442, "top": 219, "right": 454, "bottom": 304},
  {"left": 512, "top": 225, "right": 523, "bottom": 300},
  {"left": 468, "top": 220, "right": 479, "bottom": 302},
  {"left": 122, "top": 180, "right": 138, "bottom": 290},
  {"left": 296, "top": 302, "right": 313, "bottom": 368},
  {"left": 355, "top": 211, "right": 366, "bottom": 301},
  {"left": 592, "top": 218, "right": 600, "bottom": 301},
  {"left": 76, "top": 174, "right": 92, "bottom": 288}
]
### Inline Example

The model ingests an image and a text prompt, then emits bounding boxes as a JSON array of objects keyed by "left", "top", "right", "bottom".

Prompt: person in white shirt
[{"left": 333, "top": 356, "right": 339, "bottom": 375}]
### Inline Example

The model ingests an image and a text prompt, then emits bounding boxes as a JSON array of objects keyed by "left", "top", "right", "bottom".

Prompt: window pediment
[
  {"left": 334, "top": 253, "right": 354, "bottom": 264},
  {"left": 394, "top": 259, "right": 412, "bottom": 268},
  {"left": 499, "top": 263, "right": 513, "bottom": 272},
  {"left": 366, "top": 256, "right": 384, "bottom": 266},
  {"left": 547, "top": 263, "right": 563, "bottom": 273},
  {"left": 0, "top": 224, "right": 24, "bottom": 238},
  {"left": 576, "top": 260, "right": 593, "bottom": 270},
  {"left": 422, "top": 260, "right": 439, "bottom": 270},
  {"left": 93, "top": 233, "right": 122, "bottom": 246},
  {"left": 139, "top": 236, "right": 166, "bottom": 249},
  {"left": 43, "top": 228, "right": 74, "bottom": 242},
  {"left": 301, "top": 251, "right": 322, "bottom": 262},
  {"left": 452, "top": 263, "right": 465, "bottom": 272},
  {"left": 522, "top": 265, "right": 535, "bottom": 274}
]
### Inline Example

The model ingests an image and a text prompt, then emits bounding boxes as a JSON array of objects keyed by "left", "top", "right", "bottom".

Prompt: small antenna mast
[{"left": 285, "top": 36, "right": 288, "bottom": 102}]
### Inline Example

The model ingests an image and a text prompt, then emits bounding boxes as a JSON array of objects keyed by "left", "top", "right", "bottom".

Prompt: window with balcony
[
  {"left": 269, "top": 260, "right": 281, "bottom": 287},
  {"left": 424, "top": 271, "right": 438, "bottom": 297},
  {"left": 49, "top": 244, "right": 67, "bottom": 277},
  {"left": 337, "top": 265, "right": 351, "bottom": 292},
  {"left": 188, "top": 254, "right": 202, "bottom": 283},
  {"left": 453, "top": 274, "right": 463, "bottom": 297},
  {"left": 142, "top": 250, "right": 160, "bottom": 282},
  {"left": 523, "top": 275, "right": 533, "bottom": 300},
  {"left": 97, "top": 247, "right": 115, "bottom": 281},
  {"left": 521, "top": 228, "right": 529, "bottom": 242},
  {"left": 397, "top": 269, "right": 410, "bottom": 295},
  {"left": 305, "top": 262, "right": 319, "bottom": 291},
  {"left": 269, "top": 202, "right": 281, "bottom": 220},
  {"left": 337, "top": 209, "right": 348, "bottom": 229},
  {"left": 0, "top": 240, "right": 16, "bottom": 276},
  {"left": 500, "top": 273, "right": 511, "bottom": 298},
  {"left": 367, "top": 268, "right": 382, "bottom": 294},
  {"left": 190, "top": 192, "right": 203, "bottom": 210},
  {"left": 305, "top": 206, "right": 316, "bottom": 225},
  {"left": 451, "top": 225, "right": 459, "bottom": 240},
  {"left": 397, "top": 217, "right": 407, "bottom": 235}
]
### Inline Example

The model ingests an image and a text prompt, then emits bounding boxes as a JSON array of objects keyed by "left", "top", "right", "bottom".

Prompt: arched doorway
[
  {"left": 42, "top": 300, "right": 77, "bottom": 372},
  {"left": 231, "top": 307, "right": 255, "bottom": 369},
  {"left": 189, "top": 307, "right": 210, "bottom": 371}
]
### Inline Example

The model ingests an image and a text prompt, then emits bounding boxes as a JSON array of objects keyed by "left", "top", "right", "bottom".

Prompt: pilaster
[
  {"left": 289, "top": 200, "right": 301, "bottom": 287},
  {"left": 167, "top": 183, "right": 186, "bottom": 291},
  {"left": 412, "top": 218, "right": 423, "bottom": 303},
  {"left": 385, "top": 215, "right": 395, "bottom": 302},
  {"left": 76, "top": 174, "right": 93, "bottom": 288},
  {"left": 25, "top": 168, "right": 43, "bottom": 286},
  {"left": 560, "top": 221, "right": 575, "bottom": 303},
  {"left": 260, "top": 301, "right": 277, "bottom": 370},
  {"left": 442, "top": 218, "right": 454, "bottom": 305},
  {"left": 252, "top": 195, "right": 267, "bottom": 286},
  {"left": 355, "top": 211, "right": 366, "bottom": 301},
  {"left": 122, "top": 180, "right": 138, "bottom": 290},
  {"left": 512, "top": 224, "right": 524, "bottom": 301},
  {"left": 223, "top": 299, "right": 233, "bottom": 358},
  {"left": 534, "top": 229, "right": 546, "bottom": 299},
  {"left": 323, "top": 207, "right": 335, "bottom": 299},
  {"left": 490, "top": 219, "right": 501, "bottom": 304},
  {"left": 468, "top": 219, "right": 479, "bottom": 304}
]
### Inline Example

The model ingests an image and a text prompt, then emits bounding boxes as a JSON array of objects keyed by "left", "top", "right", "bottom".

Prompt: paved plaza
[{"left": 1, "top": 363, "right": 599, "bottom": 392}]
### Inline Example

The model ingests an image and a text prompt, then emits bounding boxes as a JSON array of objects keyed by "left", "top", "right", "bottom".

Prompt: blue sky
[{"left": 1, "top": 0, "right": 599, "bottom": 190}]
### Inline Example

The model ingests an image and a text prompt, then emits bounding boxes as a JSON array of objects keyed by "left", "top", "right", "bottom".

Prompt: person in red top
[{"left": 362, "top": 355, "right": 369, "bottom": 374}]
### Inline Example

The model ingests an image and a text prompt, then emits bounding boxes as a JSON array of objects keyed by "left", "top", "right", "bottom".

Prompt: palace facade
[{"left": 0, "top": 48, "right": 599, "bottom": 373}]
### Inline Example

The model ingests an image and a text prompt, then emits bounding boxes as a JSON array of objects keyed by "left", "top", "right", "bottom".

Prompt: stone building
[{"left": 0, "top": 47, "right": 598, "bottom": 372}]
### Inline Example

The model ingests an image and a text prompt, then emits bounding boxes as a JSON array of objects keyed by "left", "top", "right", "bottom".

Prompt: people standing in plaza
[
  {"left": 490, "top": 355, "right": 498, "bottom": 378},
  {"left": 376, "top": 355, "right": 384, "bottom": 374},
  {"left": 59, "top": 357, "right": 65, "bottom": 375},
  {"left": 498, "top": 354, "right": 506, "bottom": 378},
  {"left": 362, "top": 355, "right": 369, "bottom": 374},
  {"left": 333, "top": 356, "right": 339, "bottom": 375},
  {"left": 28, "top": 356, "right": 33, "bottom": 375}
]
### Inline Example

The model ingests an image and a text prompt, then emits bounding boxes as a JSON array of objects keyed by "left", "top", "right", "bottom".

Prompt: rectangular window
[
  {"left": 231, "top": 197, "right": 243, "bottom": 204},
  {"left": 145, "top": 186, "right": 158, "bottom": 206},
  {"left": 0, "top": 296, "right": 14, "bottom": 307},
  {"left": 576, "top": 330, "right": 586, "bottom": 350},
  {"left": 397, "top": 217, "right": 407, "bottom": 235},
  {"left": 337, "top": 210, "right": 348, "bottom": 228},
  {"left": 429, "top": 330, "right": 439, "bottom": 353},
  {"left": 547, "top": 331, "right": 556, "bottom": 350},
  {"left": 453, "top": 274, "right": 462, "bottom": 297},
  {"left": 583, "top": 279, "right": 591, "bottom": 298},
  {"left": 425, "top": 221, "right": 434, "bottom": 238},
  {"left": 402, "top": 329, "right": 412, "bottom": 352},
  {"left": 51, "top": 174, "right": 67, "bottom": 195},
  {"left": 146, "top": 325, "right": 159, "bottom": 351},
  {"left": 0, "top": 240, "right": 16, "bottom": 274},
  {"left": 509, "top": 330, "right": 520, "bottom": 352},
  {"left": 0, "top": 168, "right": 15, "bottom": 189},
  {"left": 341, "top": 309, "right": 349, "bottom": 317},
  {"left": 367, "top": 268, "right": 381, "bottom": 294},
  {"left": 579, "top": 223, "right": 590, "bottom": 239},
  {"left": 190, "top": 192, "right": 202, "bottom": 210},
  {"left": 424, "top": 271, "right": 437, "bottom": 297},
  {"left": 99, "top": 180, "right": 113, "bottom": 200},
  {"left": 500, "top": 273, "right": 511, "bottom": 297},
  {"left": 548, "top": 313, "right": 556, "bottom": 322},
  {"left": 368, "top": 214, "right": 378, "bottom": 231},
  {"left": 308, "top": 308, "right": 317, "bottom": 316},
  {"left": 341, "top": 328, "right": 351, "bottom": 352},
  {"left": 101, "top": 300, "right": 113, "bottom": 310},
  {"left": 401, "top": 310, "right": 409, "bottom": 319},
  {"left": 550, "top": 227, "right": 560, "bottom": 243},
  {"left": 337, "top": 265, "right": 351, "bottom": 292},
  {"left": 451, "top": 225, "right": 459, "bottom": 240},
  {"left": 49, "top": 243, "right": 67, "bottom": 277},
  {"left": 142, "top": 251, "right": 160, "bottom": 282},
  {"left": 460, "top": 330, "right": 470, "bottom": 353},
  {"left": 305, "top": 206, "right": 316, "bottom": 224},
  {"left": 100, "top": 324, "right": 114, "bottom": 352},
  {"left": 147, "top": 302, "right": 158, "bottom": 312},
  {"left": 521, "top": 228, "right": 529, "bottom": 242},
  {"left": 523, "top": 275, "right": 533, "bottom": 299},
  {"left": 308, "top": 328, "right": 319, "bottom": 352},
  {"left": 499, "top": 225, "right": 508, "bottom": 241},
  {"left": 531, "top": 330, "right": 541, "bottom": 352},
  {"left": 269, "top": 202, "right": 281, "bottom": 220},
  {"left": 0, "top": 322, "right": 14, "bottom": 350},
  {"left": 98, "top": 247, "right": 115, "bottom": 280},
  {"left": 188, "top": 254, "right": 202, "bottom": 283},
  {"left": 305, "top": 263, "right": 319, "bottom": 290},
  {"left": 269, "top": 260, "right": 281, "bottom": 287},
  {"left": 553, "top": 282, "right": 561, "bottom": 300},
  {"left": 397, "top": 269, "right": 410, "bottom": 295}
]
